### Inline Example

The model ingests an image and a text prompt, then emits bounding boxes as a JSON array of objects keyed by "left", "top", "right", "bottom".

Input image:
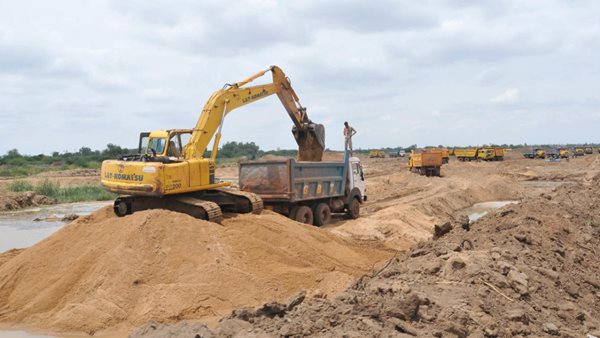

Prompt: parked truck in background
[
  {"left": 559, "top": 148, "right": 570, "bottom": 158},
  {"left": 477, "top": 148, "right": 495, "bottom": 161},
  {"left": 369, "top": 150, "right": 386, "bottom": 158},
  {"left": 574, "top": 148, "right": 585, "bottom": 157},
  {"left": 408, "top": 150, "right": 443, "bottom": 176},
  {"left": 585, "top": 147, "right": 593, "bottom": 154},
  {"left": 239, "top": 151, "right": 366, "bottom": 226},
  {"left": 455, "top": 148, "right": 479, "bottom": 161}
]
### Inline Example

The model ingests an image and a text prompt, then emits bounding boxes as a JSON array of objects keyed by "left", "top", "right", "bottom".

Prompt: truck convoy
[
  {"left": 100, "top": 66, "right": 325, "bottom": 222},
  {"left": 239, "top": 151, "right": 366, "bottom": 226},
  {"left": 408, "top": 150, "right": 443, "bottom": 176},
  {"left": 454, "top": 147, "right": 504, "bottom": 161}
]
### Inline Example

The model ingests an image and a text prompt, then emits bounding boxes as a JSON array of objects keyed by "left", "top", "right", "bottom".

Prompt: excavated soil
[
  {"left": 0, "top": 207, "right": 391, "bottom": 334},
  {"left": 131, "top": 159, "right": 600, "bottom": 338},
  {"left": 1, "top": 153, "right": 600, "bottom": 336},
  {"left": 0, "top": 192, "right": 56, "bottom": 211}
]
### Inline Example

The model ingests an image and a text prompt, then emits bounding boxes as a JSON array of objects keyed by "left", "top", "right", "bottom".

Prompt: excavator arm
[{"left": 183, "top": 66, "right": 325, "bottom": 161}]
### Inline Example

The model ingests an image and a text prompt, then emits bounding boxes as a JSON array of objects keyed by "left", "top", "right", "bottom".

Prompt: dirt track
[{"left": 1, "top": 153, "right": 599, "bottom": 336}]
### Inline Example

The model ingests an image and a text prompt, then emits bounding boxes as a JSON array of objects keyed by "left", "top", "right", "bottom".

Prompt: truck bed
[{"left": 239, "top": 158, "right": 347, "bottom": 203}]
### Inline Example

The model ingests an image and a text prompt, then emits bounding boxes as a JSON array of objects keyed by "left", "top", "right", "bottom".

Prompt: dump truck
[
  {"left": 436, "top": 148, "right": 450, "bottom": 164},
  {"left": 477, "top": 148, "right": 495, "bottom": 161},
  {"left": 454, "top": 148, "right": 479, "bottom": 161},
  {"left": 535, "top": 149, "right": 546, "bottom": 159},
  {"left": 239, "top": 151, "right": 366, "bottom": 226},
  {"left": 478, "top": 147, "right": 504, "bottom": 161},
  {"left": 388, "top": 150, "right": 405, "bottom": 158},
  {"left": 574, "top": 148, "right": 585, "bottom": 156},
  {"left": 585, "top": 147, "right": 593, "bottom": 154},
  {"left": 559, "top": 148, "right": 570, "bottom": 158},
  {"left": 408, "top": 150, "right": 443, "bottom": 176},
  {"left": 369, "top": 150, "right": 385, "bottom": 158}
]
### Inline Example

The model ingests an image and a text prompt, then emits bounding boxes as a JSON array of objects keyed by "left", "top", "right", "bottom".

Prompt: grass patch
[
  {"left": 8, "top": 180, "right": 34, "bottom": 192},
  {"left": 17, "top": 178, "right": 116, "bottom": 203},
  {"left": 56, "top": 185, "right": 115, "bottom": 203}
]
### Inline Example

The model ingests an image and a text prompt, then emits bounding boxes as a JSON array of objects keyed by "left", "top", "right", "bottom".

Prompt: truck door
[{"left": 351, "top": 160, "right": 366, "bottom": 200}]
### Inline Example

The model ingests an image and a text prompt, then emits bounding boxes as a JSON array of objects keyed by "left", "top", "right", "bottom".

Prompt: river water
[
  {"left": 0, "top": 201, "right": 111, "bottom": 252},
  {"left": 463, "top": 200, "right": 519, "bottom": 223}
]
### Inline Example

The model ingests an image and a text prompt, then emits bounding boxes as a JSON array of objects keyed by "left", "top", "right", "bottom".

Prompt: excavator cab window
[
  {"left": 146, "top": 138, "right": 167, "bottom": 156},
  {"left": 167, "top": 134, "right": 182, "bottom": 158}
]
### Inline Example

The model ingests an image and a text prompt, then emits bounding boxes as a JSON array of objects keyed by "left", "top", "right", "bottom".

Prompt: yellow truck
[
  {"left": 438, "top": 148, "right": 450, "bottom": 164},
  {"left": 369, "top": 150, "right": 386, "bottom": 158},
  {"left": 408, "top": 150, "right": 443, "bottom": 176},
  {"left": 559, "top": 148, "right": 570, "bottom": 158},
  {"left": 585, "top": 147, "right": 593, "bottom": 154},
  {"left": 536, "top": 149, "right": 546, "bottom": 159},
  {"left": 477, "top": 148, "right": 495, "bottom": 161},
  {"left": 454, "top": 148, "right": 479, "bottom": 161},
  {"left": 480, "top": 147, "right": 504, "bottom": 161},
  {"left": 574, "top": 148, "right": 585, "bottom": 157}
]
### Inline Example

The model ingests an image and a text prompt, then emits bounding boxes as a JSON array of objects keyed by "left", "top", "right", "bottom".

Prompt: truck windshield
[{"left": 146, "top": 138, "right": 166, "bottom": 155}]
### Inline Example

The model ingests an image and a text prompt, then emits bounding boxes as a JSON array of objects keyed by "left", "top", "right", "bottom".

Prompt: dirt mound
[
  {"left": 0, "top": 207, "right": 390, "bottom": 334},
  {"left": 0, "top": 191, "right": 56, "bottom": 211},
  {"left": 140, "top": 181, "right": 600, "bottom": 337}
]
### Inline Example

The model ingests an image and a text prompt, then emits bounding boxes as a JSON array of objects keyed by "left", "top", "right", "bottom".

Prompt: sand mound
[{"left": 0, "top": 207, "right": 390, "bottom": 334}]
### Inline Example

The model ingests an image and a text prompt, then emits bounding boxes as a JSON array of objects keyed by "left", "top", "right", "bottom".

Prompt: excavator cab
[{"left": 139, "top": 130, "right": 191, "bottom": 161}]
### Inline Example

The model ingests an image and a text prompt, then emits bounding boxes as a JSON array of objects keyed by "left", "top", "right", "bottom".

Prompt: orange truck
[{"left": 408, "top": 150, "right": 443, "bottom": 176}]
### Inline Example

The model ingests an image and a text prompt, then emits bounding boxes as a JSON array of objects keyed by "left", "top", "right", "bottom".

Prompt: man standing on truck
[{"left": 344, "top": 121, "right": 357, "bottom": 154}]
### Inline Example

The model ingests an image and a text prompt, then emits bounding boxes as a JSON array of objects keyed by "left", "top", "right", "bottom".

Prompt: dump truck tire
[
  {"left": 313, "top": 203, "right": 332, "bottom": 226},
  {"left": 294, "top": 206, "right": 314, "bottom": 225},
  {"left": 347, "top": 198, "right": 360, "bottom": 219}
]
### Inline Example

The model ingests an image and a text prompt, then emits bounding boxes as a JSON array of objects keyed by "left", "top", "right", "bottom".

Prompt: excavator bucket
[{"left": 293, "top": 123, "right": 325, "bottom": 161}]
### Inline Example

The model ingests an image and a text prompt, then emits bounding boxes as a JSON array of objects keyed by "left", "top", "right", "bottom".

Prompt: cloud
[
  {"left": 1, "top": 0, "right": 600, "bottom": 154},
  {"left": 491, "top": 88, "right": 520, "bottom": 104}
]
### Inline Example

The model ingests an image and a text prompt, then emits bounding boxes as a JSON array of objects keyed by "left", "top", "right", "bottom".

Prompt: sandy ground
[{"left": 0, "top": 152, "right": 599, "bottom": 336}]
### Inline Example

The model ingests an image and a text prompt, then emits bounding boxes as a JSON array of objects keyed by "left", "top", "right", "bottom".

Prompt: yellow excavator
[{"left": 100, "top": 66, "right": 325, "bottom": 222}]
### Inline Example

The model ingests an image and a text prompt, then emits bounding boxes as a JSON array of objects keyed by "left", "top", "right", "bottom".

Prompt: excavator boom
[{"left": 184, "top": 66, "right": 325, "bottom": 161}]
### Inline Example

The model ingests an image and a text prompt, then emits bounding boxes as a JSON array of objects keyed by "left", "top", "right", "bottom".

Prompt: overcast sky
[{"left": 1, "top": 0, "right": 599, "bottom": 155}]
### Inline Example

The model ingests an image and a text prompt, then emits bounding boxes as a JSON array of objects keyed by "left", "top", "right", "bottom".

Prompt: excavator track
[
  {"left": 173, "top": 196, "right": 223, "bottom": 223},
  {"left": 113, "top": 195, "right": 223, "bottom": 223},
  {"left": 213, "top": 188, "right": 263, "bottom": 214},
  {"left": 112, "top": 189, "right": 262, "bottom": 223}
]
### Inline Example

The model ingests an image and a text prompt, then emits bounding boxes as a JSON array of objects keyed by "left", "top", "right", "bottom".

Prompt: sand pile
[
  {"left": 0, "top": 207, "right": 391, "bottom": 334},
  {"left": 137, "top": 180, "right": 600, "bottom": 337}
]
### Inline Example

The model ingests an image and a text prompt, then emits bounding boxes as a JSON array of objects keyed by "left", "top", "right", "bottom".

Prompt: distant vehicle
[
  {"left": 408, "top": 150, "right": 443, "bottom": 176},
  {"left": 585, "top": 147, "right": 593, "bottom": 154},
  {"left": 455, "top": 148, "right": 479, "bottom": 161},
  {"left": 388, "top": 150, "right": 406, "bottom": 158},
  {"left": 574, "top": 148, "right": 585, "bottom": 156},
  {"left": 523, "top": 148, "right": 545, "bottom": 159},
  {"left": 546, "top": 149, "right": 560, "bottom": 159},
  {"left": 369, "top": 150, "right": 386, "bottom": 158},
  {"left": 558, "top": 148, "right": 570, "bottom": 158}
]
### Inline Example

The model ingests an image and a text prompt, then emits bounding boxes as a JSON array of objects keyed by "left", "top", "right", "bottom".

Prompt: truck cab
[{"left": 349, "top": 156, "right": 367, "bottom": 202}]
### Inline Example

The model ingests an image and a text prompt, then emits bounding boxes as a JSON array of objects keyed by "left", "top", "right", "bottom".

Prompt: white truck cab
[{"left": 349, "top": 157, "right": 367, "bottom": 202}]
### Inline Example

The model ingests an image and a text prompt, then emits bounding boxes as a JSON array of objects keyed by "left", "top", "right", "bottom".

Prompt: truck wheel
[
  {"left": 313, "top": 203, "right": 332, "bottom": 226},
  {"left": 347, "top": 198, "right": 360, "bottom": 219},
  {"left": 289, "top": 206, "right": 299, "bottom": 220},
  {"left": 294, "top": 206, "right": 314, "bottom": 225}
]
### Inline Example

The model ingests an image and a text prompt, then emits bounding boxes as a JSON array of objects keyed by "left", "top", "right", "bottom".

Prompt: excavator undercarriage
[{"left": 113, "top": 188, "right": 263, "bottom": 223}]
